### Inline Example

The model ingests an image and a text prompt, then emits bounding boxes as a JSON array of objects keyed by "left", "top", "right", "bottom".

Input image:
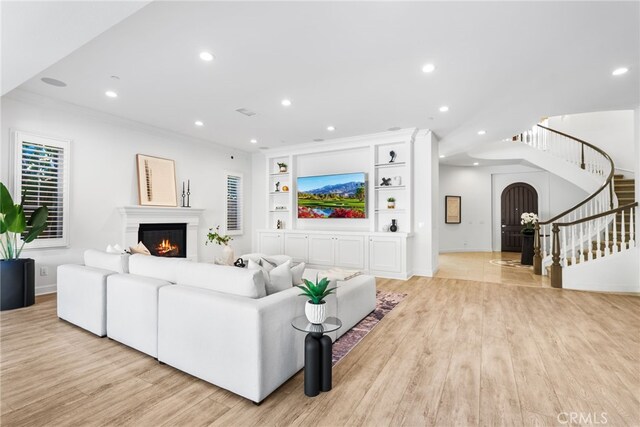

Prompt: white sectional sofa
[{"left": 57, "top": 251, "right": 377, "bottom": 403}]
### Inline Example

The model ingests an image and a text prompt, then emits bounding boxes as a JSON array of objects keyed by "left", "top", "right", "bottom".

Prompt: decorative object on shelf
[
  {"left": 278, "top": 162, "right": 288, "bottom": 173},
  {"left": 233, "top": 258, "right": 246, "bottom": 268},
  {"left": 389, "top": 219, "right": 398, "bottom": 232},
  {"left": 445, "top": 195, "right": 461, "bottom": 224},
  {"left": 387, "top": 197, "right": 396, "bottom": 209},
  {"left": 136, "top": 154, "right": 178, "bottom": 206},
  {"left": 275, "top": 181, "right": 280, "bottom": 192},
  {"left": 282, "top": 185, "right": 289, "bottom": 192},
  {"left": 276, "top": 219, "right": 284, "bottom": 229},
  {"left": 275, "top": 206, "right": 287, "bottom": 211},
  {"left": 0, "top": 182, "right": 48, "bottom": 311},
  {"left": 205, "top": 226, "right": 234, "bottom": 266},
  {"left": 180, "top": 180, "right": 191, "bottom": 208},
  {"left": 392, "top": 176, "right": 402, "bottom": 186},
  {"left": 297, "top": 276, "right": 336, "bottom": 324},
  {"left": 520, "top": 212, "right": 539, "bottom": 265},
  {"left": 389, "top": 150, "right": 397, "bottom": 163},
  {"left": 380, "top": 177, "right": 391, "bottom": 186},
  {"left": 186, "top": 179, "right": 191, "bottom": 207}
]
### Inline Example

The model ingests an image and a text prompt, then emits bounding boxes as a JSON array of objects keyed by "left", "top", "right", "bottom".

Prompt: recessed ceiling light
[
  {"left": 41, "top": 77, "right": 67, "bottom": 87},
  {"left": 439, "top": 155, "right": 445, "bottom": 158},
  {"left": 422, "top": 63, "right": 436, "bottom": 73},
  {"left": 327, "top": 126, "right": 335, "bottom": 131},
  {"left": 281, "top": 99, "right": 292, "bottom": 107},
  {"left": 250, "top": 139, "right": 257, "bottom": 144},
  {"left": 478, "top": 130, "right": 486, "bottom": 135},
  {"left": 473, "top": 162, "right": 479, "bottom": 166},
  {"left": 439, "top": 106, "right": 449, "bottom": 112},
  {"left": 199, "top": 51, "right": 214, "bottom": 62},
  {"left": 194, "top": 120, "right": 204, "bottom": 126},
  {"left": 612, "top": 67, "right": 628, "bottom": 76},
  {"left": 105, "top": 90, "right": 118, "bottom": 98}
]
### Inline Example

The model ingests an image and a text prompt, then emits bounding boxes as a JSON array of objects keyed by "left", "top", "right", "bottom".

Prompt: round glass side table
[{"left": 291, "top": 316, "right": 342, "bottom": 397}]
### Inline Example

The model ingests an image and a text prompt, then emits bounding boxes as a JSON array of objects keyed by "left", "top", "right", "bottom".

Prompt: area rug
[
  {"left": 489, "top": 259, "right": 532, "bottom": 269},
  {"left": 332, "top": 290, "right": 407, "bottom": 365}
]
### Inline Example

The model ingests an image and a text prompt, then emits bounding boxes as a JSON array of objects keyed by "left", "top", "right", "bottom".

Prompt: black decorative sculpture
[
  {"left": 389, "top": 150, "right": 397, "bottom": 163},
  {"left": 234, "top": 258, "right": 246, "bottom": 268},
  {"left": 275, "top": 181, "right": 280, "bottom": 192},
  {"left": 380, "top": 177, "right": 392, "bottom": 186}
]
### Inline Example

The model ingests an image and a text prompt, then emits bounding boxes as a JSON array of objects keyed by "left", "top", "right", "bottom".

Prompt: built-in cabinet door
[
  {"left": 334, "top": 236, "right": 365, "bottom": 269},
  {"left": 284, "top": 234, "right": 309, "bottom": 263},
  {"left": 260, "top": 232, "right": 284, "bottom": 255},
  {"left": 308, "top": 235, "right": 335, "bottom": 266},
  {"left": 369, "top": 237, "right": 401, "bottom": 273}
]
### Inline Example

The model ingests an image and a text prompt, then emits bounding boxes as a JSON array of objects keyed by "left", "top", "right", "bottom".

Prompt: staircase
[{"left": 514, "top": 124, "right": 637, "bottom": 290}]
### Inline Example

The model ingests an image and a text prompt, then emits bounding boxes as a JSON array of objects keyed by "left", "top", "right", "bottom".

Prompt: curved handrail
[
  {"left": 535, "top": 124, "right": 615, "bottom": 225},
  {"left": 555, "top": 202, "right": 637, "bottom": 227}
]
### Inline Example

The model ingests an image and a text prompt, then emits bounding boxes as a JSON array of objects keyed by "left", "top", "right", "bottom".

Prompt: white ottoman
[
  {"left": 106, "top": 274, "right": 172, "bottom": 357},
  {"left": 57, "top": 264, "right": 116, "bottom": 337}
]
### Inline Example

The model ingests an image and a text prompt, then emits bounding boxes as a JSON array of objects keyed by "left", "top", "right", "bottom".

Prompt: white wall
[
  {"left": 548, "top": 110, "right": 635, "bottom": 173},
  {"left": 412, "top": 130, "right": 439, "bottom": 275},
  {"left": 439, "top": 164, "right": 587, "bottom": 253},
  {"left": 1, "top": 91, "right": 253, "bottom": 294}
]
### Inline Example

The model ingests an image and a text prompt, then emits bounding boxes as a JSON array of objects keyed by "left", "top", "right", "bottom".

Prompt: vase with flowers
[
  {"left": 206, "top": 226, "right": 234, "bottom": 265},
  {"left": 520, "top": 212, "right": 538, "bottom": 265}
]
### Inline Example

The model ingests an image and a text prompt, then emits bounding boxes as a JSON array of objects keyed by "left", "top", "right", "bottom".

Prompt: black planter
[
  {"left": 521, "top": 234, "right": 534, "bottom": 265},
  {"left": 0, "top": 258, "right": 35, "bottom": 311}
]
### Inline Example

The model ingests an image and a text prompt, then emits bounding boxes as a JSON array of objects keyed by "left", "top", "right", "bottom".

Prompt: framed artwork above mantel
[
  {"left": 136, "top": 154, "right": 178, "bottom": 207},
  {"left": 445, "top": 195, "right": 461, "bottom": 224}
]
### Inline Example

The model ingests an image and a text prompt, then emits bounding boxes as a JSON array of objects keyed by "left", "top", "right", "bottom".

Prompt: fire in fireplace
[{"left": 138, "top": 223, "right": 187, "bottom": 258}]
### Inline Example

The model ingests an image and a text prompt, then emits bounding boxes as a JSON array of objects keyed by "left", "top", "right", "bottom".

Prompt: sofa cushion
[
  {"left": 291, "top": 262, "right": 305, "bottom": 285},
  {"left": 266, "top": 261, "right": 293, "bottom": 295},
  {"left": 176, "top": 262, "right": 267, "bottom": 299},
  {"left": 84, "top": 249, "right": 129, "bottom": 273},
  {"left": 239, "top": 253, "right": 292, "bottom": 266},
  {"left": 128, "top": 254, "right": 188, "bottom": 283}
]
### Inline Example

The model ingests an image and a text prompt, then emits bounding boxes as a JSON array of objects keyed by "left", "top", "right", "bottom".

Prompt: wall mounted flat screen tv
[{"left": 297, "top": 172, "right": 366, "bottom": 219}]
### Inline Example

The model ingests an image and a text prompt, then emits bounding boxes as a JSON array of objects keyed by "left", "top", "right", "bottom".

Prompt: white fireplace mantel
[{"left": 118, "top": 206, "right": 205, "bottom": 260}]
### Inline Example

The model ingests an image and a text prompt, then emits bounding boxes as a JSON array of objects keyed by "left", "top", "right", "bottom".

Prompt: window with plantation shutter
[
  {"left": 226, "top": 173, "right": 243, "bottom": 235},
  {"left": 13, "top": 131, "right": 70, "bottom": 248}
]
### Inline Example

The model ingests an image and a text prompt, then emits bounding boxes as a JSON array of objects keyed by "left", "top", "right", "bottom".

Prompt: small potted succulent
[
  {"left": 206, "top": 226, "right": 234, "bottom": 266},
  {"left": 297, "top": 276, "right": 336, "bottom": 324},
  {"left": 387, "top": 197, "right": 396, "bottom": 209},
  {"left": 277, "top": 162, "right": 287, "bottom": 173}
]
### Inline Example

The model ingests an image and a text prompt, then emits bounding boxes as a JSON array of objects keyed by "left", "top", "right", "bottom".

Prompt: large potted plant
[
  {"left": 297, "top": 276, "right": 336, "bottom": 324},
  {"left": 0, "top": 182, "right": 49, "bottom": 311},
  {"left": 520, "top": 212, "right": 538, "bottom": 265}
]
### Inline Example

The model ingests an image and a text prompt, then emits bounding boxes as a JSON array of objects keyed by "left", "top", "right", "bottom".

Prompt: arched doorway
[{"left": 501, "top": 182, "right": 538, "bottom": 252}]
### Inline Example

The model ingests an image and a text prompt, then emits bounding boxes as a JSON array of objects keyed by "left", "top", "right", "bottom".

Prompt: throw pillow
[
  {"left": 129, "top": 241, "right": 151, "bottom": 255},
  {"left": 259, "top": 258, "right": 276, "bottom": 272},
  {"left": 291, "top": 262, "right": 306, "bottom": 285},
  {"left": 267, "top": 260, "right": 293, "bottom": 295},
  {"left": 248, "top": 259, "right": 270, "bottom": 285}
]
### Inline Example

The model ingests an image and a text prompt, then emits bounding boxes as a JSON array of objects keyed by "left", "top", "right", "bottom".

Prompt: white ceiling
[
  {"left": 7, "top": 1, "right": 640, "bottom": 155},
  {"left": 0, "top": 1, "right": 150, "bottom": 95}
]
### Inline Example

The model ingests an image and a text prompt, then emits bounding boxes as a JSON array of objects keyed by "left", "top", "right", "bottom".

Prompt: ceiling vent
[{"left": 235, "top": 108, "right": 256, "bottom": 117}]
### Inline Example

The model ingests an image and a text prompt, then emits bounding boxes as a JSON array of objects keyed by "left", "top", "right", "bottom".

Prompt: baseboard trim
[
  {"left": 36, "top": 284, "right": 57, "bottom": 296},
  {"left": 439, "top": 249, "right": 493, "bottom": 253}
]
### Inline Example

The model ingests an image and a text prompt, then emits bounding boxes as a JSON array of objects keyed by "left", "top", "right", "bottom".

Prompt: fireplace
[{"left": 138, "top": 223, "right": 187, "bottom": 258}]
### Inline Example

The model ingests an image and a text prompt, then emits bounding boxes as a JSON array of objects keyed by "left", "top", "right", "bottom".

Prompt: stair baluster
[
  {"left": 604, "top": 214, "right": 610, "bottom": 257},
  {"left": 570, "top": 225, "right": 577, "bottom": 265},
  {"left": 613, "top": 212, "right": 618, "bottom": 253},
  {"left": 620, "top": 210, "right": 626, "bottom": 251},
  {"left": 595, "top": 216, "right": 602, "bottom": 258},
  {"left": 629, "top": 208, "right": 635, "bottom": 248}
]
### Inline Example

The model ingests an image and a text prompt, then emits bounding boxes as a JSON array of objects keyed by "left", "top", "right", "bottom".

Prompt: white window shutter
[
  {"left": 226, "top": 173, "right": 243, "bottom": 235},
  {"left": 13, "top": 131, "right": 70, "bottom": 248}
]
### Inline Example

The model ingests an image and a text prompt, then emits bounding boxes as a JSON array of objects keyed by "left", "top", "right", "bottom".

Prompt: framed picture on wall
[
  {"left": 136, "top": 154, "right": 178, "bottom": 206},
  {"left": 445, "top": 195, "right": 461, "bottom": 224}
]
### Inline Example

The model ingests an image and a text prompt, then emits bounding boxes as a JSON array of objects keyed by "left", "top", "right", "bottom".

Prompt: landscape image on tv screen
[{"left": 297, "top": 173, "right": 366, "bottom": 219}]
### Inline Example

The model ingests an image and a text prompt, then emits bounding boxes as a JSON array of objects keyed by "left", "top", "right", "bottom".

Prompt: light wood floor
[
  {"left": 2, "top": 276, "right": 639, "bottom": 426},
  {"left": 436, "top": 252, "right": 551, "bottom": 288}
]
